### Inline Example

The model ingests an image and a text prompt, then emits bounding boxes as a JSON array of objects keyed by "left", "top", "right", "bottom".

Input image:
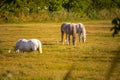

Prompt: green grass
[{"left": 0, "top": 20, "right": 120, "bottom": 80}]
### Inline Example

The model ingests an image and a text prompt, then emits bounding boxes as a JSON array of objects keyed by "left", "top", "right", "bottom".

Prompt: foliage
[
  {"left": 48, "top": 0, "right": 62, "bottom": 12},
  {"left": 0, "top": 0, "right": 120, "bottom": 22},
  {"left": 111, "top": 17, "right": 120, "bottom": 37}
]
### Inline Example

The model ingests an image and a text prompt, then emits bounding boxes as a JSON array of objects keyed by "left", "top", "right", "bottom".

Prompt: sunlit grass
[{"left": 0, "top": 20, "right": 120, "bottom": 80}]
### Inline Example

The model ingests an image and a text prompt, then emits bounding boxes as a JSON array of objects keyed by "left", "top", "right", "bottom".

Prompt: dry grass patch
[{"left": 0, "top": 20, "right": 120, "bottom": 80}]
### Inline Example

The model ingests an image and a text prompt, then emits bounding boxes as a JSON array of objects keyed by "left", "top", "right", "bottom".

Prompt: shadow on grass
[
  {"left": 63, "top": 48, "right": 120, "bottom": 80},
  {"left": 63, "top": 65, "right": 75, "bottom": 80},
  {"left": 0, "top": 70, "right": 14, "bottom": 80},
  {"left": 0, "top": 40, "right": 3, "bottom": 54},
  {"left": 0, "top": 49, "right": 3, "bottom": 54},
  {"left": 105, "top": 48, "right": 120, "bottom": 80},
  {"left": 42, "top": 43, "right": 55, "bottom": 45}
]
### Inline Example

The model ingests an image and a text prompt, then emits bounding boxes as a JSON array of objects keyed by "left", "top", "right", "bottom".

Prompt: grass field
[{"left": 0, "top": 21, "right": 120, "bottom": 80}]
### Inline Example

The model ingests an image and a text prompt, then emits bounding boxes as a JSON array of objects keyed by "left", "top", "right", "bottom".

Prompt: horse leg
[
  {"left": 72, "top": 36, "right": 74, "bottom": 46},
  {"left": 33, "top": 50, "right": 36, "bottom": 54},
  {"left": 78, "top": 32, "right": 82, "bottom": 42},
  {"left": 19, "top": 49, "right": 24, "bottom": 53},
  {"left": 68, "top": 34, "right": 70, "bottom": 45},
  {"left": 82, "top": 36, "right": 86, "bottom": 42},
  {"left": 81, "top": 32, "right": 86, "bottom": 42},
  {"left": 72, "top": 25, "right": 76, "bottom": 46},
  {"left": 72, "top": 36, "right": 76, "bottom": 46},
  {"left": 21, "top": 50, "right": 25, "bottom": 53},
  {"left": 66, "top": 34, "right": 68, "bottom": 45},
  {"left": 61, "top": 31, "right": 64, "bottom": 45},
  {"left": 66, "top": 33, "right": 69, "bottom": 44},
  {"left": 32, "top": 47, "right": 37, "bottom": 54}
]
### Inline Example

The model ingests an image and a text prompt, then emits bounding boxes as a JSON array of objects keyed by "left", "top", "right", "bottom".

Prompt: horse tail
[
  {"left": 61, "top": 23, "right": 64, "bottom": 43},
  {"left": 80, "top": 23, "right": 86, "bottom": 42},
  {"left": 38, "top": 40, "right": 42, "bottom": 53}
]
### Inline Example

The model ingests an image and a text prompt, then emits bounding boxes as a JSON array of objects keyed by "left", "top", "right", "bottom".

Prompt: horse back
[
  {"left": 67, "top": 24, "right": 76, "bottom": 35},
  {"left": 29, "top": 39, "right": 42, "bottom": 53},
  {"left": 29, "top": 39, "right": 40, "bottom": 47},
  {"left": 61, "top": 23, "right": 71, "bottom": 33}
]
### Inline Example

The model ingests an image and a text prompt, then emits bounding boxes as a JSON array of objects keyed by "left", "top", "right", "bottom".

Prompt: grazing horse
[
  {"left": 61, "top": 23, "right": 86, "bottom": 45},
  {"left": 76, "top": 23, "right": 86, "bottom": 42},
  {"left": 67, "top": 23, "right": 77, "bottom": 46},
  {"left": 14, "top": 39, "right": 42, "bottom": 53},
  {"left": 61, "top": 23, "right": 77, "bottom": 46},
  {"left": 61, "top": 23, "right": 71, "bottom": 44}
]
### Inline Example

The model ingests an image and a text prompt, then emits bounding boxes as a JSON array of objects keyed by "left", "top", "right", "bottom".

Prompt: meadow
[{"left": 0, "top": 21, "right": 120, "bottom": 80}]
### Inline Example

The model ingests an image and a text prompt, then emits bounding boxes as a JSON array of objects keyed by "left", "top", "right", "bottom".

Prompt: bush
[{"left": 0, "top": 0, "right": 120, "bottom": 23}]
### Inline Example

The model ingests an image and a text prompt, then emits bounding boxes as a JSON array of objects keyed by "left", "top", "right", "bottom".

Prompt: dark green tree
[
  {"left": 92, "top": 0, "right": 112, "bottom": 10},
  {"left": 62, "top": 0, "right": 91, "bottom": 13},
  {"left": 111, "top": 17, "right": 120, "bottom": 37},
  {"left": 48, "top": 0, "right": 62, "bottom": 12},
  {"left": 112, "top": 0, "right": 120, "bottom": 8},
  {"left": 106, "top": 17, "right": 120, "bottom": 80}
]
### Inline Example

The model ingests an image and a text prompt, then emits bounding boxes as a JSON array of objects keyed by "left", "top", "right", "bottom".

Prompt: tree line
[{"left": 0, "top": 0, "right": 120, "bottom": 22}]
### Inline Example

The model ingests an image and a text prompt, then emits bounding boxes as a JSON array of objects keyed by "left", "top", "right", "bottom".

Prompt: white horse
[
  {"left": 61, "top": 22, "right": 86, "bottom": 45},
  {"left": 76, "top": 23, "right": 86, "bottom": 42},
  {"left": 14, "top": 39, "right": 42, "bottom": 53}
]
